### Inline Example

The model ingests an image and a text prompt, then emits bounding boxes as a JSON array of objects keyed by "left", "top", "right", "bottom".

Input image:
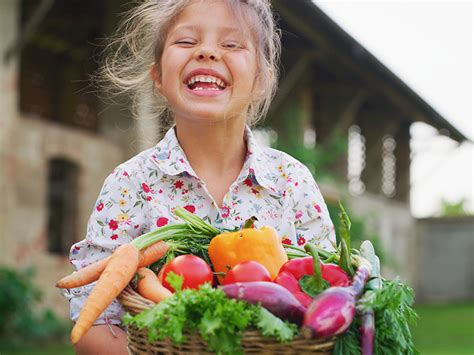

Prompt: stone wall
[
  {"left": 320, "top": 183, "right": 417, "bottom": 285},
  {"left": 415, "top": 216, "right": 474, "bottom": 303},
  {"left": 347, "top": 191, "right": 418, "bottom": 285},
  {"left": 5, "top": 116, "right": 124, "bottom": 317}
]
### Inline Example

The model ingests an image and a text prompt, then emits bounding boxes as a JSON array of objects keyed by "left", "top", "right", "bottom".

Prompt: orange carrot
[
  {"left": 57, "top": 241, "right": 169, "bottom": 289},
  {"left": 70, "top": 243, "right": 140, "bottom": 345},
  {"left": 138, "top": 240, "right": 169, "bottom": 268},
  {"left": 136, "top": 267, "right": 172, "bottom": 303},
  {"left": 56, "top": 256, "right": 111, "bottom": 289}
]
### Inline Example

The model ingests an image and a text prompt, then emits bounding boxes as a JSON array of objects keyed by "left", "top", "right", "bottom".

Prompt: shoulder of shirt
[
  {"left": 259, "top": 146, "right": 313, "bottom": 176},
  {"left": 107, "top": 146, "right": 160, "bottom": 180}
]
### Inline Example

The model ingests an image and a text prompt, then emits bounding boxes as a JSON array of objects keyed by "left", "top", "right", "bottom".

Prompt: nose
[{"left": 195, "top": 44, "right": 219, "bottom": 61}]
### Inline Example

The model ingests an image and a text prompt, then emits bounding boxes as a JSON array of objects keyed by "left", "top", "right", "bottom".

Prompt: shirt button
[{"left": 71, "top": 287, "right": 84, "bottom": 296}]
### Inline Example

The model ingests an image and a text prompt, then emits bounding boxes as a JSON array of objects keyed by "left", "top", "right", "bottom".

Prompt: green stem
[
  {"left": 174, "top": 207, "right": 221, "bottom": 235},
  {"left": 243, "top": 216, "right": 258, "bottom": 229},
  {"left": 304, "top": 243, "right": 324, "bottom": 289},
  {"left": 283, "top": 243, "right": 333, "bottom": 262},
  {"left": 131, "top": 225, "right": 188, "bottom": 250}
]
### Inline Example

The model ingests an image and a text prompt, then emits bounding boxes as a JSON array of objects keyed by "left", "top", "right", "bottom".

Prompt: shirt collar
[
  {"left": 239, "top": 126, "right": 279, "bottom": 193},
  {"left": 150, "top": 125, "right": 278, "bottom": 192},
  {"left": 150, "top": 126, "right": 197, "bottom": 178}
]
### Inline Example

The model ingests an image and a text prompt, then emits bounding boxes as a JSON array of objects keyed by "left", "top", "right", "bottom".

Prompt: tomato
[
  {"left": 161, "top": 255, "right": 213, "bottom": 291},
  {"left": 222, "top": 261, "right": 272, "bottom": 285}
]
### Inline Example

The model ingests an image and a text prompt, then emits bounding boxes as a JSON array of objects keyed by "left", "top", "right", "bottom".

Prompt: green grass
[
  {"left": 413, "top": 303, "right": 474, "bottom": 355},
  {"left": 0, "top": 341, "right": 74, "bottom": 355}
]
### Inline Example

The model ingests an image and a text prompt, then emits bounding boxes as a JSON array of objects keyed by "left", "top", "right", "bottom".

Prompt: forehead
[{"left": 168, "top": 0, "right": 255, "bottom": 37}]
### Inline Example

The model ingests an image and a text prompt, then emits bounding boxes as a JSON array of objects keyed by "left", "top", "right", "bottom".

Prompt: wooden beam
[
  {"left": 268, "top": 51, "right": 319, "bottom": 117},
  {"left": 272, "top": 0, "right": 466, "bottom": 142}
]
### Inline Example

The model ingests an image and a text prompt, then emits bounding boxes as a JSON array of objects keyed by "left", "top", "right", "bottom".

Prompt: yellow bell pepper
[{"left": 208, "top": 226, "right": 288, "bottom": 281}]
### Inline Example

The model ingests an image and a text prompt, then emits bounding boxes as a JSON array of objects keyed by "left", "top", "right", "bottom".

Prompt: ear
[
  {"left": 150, "top": 63, "right": 162, "bottom": 92},
  {"left": 252, "top": 71, "right": 268, "bottom": 100}
]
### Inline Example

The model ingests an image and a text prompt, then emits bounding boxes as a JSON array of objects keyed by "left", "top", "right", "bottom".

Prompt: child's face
[{"left": 154, "top": 0, "right": 259, "bottom": 125}]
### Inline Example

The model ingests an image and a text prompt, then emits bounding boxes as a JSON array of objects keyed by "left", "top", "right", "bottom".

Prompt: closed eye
[
  {"left": 175, "top": 40, "right": 196, "bottom": 46},
  {"left": 222, "top": 42, "right": 244, "bottom": 49}
]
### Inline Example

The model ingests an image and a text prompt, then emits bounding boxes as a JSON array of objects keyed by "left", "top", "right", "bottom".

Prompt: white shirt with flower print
[{"left": 64, "top": 125, "right": 336, "bottom": 326}]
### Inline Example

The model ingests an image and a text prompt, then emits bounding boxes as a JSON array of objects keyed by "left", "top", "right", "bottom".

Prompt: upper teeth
[{"left": 187, "top": 75, "right": 225, "bottom": 87}]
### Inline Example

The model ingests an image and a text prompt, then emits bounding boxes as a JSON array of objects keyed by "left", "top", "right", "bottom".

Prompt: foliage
[
  {"left": 273, "top": 133, "right": 347, "bottom": 182},
  {"left": 439, "top": 198, "right": 472, "bottom": 217},
  {"left": 334, "top": 279, "right": 419, "bottom": 355},
  {"left": 326, "top": 202, "right": 387, "bottom": 264},
  {"left": 0, "top": 267, "right": 70, "bottom": 342},
  {"left": 268, "top": 126, "right": 387, "bottom": 262}
]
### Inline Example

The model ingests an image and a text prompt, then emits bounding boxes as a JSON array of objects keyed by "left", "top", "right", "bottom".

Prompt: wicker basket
[{"left": 118, "top": 286, "right": 336, "bottom": 354}]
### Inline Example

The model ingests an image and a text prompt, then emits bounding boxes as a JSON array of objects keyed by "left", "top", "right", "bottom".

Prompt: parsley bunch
[{"left": 123, "top": 274, "right": 297, "bottom": 354}]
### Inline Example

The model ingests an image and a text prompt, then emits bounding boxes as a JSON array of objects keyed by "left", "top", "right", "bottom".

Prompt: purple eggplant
[
  {"left": 302, "top": 257, "right": 371, "bottom": 338},
  {"left": 221, "top": 281, "right": 306, "bottom": 324}
]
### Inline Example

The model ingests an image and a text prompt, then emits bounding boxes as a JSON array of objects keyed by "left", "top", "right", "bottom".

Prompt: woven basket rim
[{"left": 118, "top": 285, "right": 337, "bottom": 354}]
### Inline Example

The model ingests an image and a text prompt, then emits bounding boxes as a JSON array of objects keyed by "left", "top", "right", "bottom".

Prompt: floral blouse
[{"left": 64, "top": 125, "right": 336, "bottom": 326}]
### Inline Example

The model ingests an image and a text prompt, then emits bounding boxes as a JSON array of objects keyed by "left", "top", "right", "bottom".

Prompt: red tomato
[
  {"left": 161, "top": 255, "right": 213, "bottom": 291},
  {"left": 222, "top": 261, "right": 272, "bottom": 285}
]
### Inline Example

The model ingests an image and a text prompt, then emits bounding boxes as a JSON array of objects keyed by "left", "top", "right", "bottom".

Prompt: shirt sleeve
[
  {"left": 64, "top": 165, "right": 150, "bottom": 325},
  {"left": 291, "top": 166, "right": 336, "bottom": 251}
]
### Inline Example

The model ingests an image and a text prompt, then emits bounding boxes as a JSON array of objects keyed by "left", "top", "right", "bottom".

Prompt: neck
[{"left": 175, "top": 119, "right": 248, "bottom": 175}]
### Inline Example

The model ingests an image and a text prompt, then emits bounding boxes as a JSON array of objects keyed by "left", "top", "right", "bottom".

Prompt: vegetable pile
[{"left": 56, "top": 204, "right": 418, "bottom": 354}]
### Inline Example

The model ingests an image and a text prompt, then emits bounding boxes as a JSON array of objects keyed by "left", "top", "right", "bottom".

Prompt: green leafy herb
[
  {"left": 368, "top": 279, "right": 419, "bottom": 354},
  {"left": 334, "top": 278, "right": 419, "bottom": 355},
  {"left": 123, "top": 284, "right": 297, "bottom": 354},
  {"left": 333, "top": 320, "right": 361, "bottom": 355},
  {"left": 254, "top": 307, "right": 297, "bottom": 343},
  {"left": 338, "top": 202, "right": 354, "bottom": 276},
  {"left": 299, "top": 275, "right": 330, "bottom": 297},
  {"left": 165, "top": 271, "right": 183, "bottom": 292}
]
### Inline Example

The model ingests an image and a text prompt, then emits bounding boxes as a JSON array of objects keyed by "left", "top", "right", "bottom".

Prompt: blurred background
[{"left": 0, "top": 0, "right": 472, "bottom": 354}]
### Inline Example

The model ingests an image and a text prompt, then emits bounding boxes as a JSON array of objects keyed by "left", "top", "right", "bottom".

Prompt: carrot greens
[{"left": 333, "top": 278, "right": 418, "bottom": 355}]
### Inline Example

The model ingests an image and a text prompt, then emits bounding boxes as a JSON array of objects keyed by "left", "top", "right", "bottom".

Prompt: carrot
[
  {"left": 70, "top": 243, "right": 140, "bottom": 345},
  {"left": 57, "top": 241, "right": 169, "bottom": 289},
  {"left": 56, "top": 256, "right": 111, "bottom": 289},
  {"left": 136, "top": 267, "right": 172, "bottom": 303},
  {"left": 138, "top": 240, "right": 169, "bottom": 267}
]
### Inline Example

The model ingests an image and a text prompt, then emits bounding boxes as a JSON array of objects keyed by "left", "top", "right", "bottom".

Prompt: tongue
[{"left": 192, "top": 82, "right": 220, "bottom": 90}]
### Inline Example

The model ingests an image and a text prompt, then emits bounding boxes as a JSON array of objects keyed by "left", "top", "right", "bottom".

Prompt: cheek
[
  {"left": 226, "top": 54, "right": 258, "bottom": 89},
  {"left": 160, "top": 50, "right": 184, "bottom": 88}
]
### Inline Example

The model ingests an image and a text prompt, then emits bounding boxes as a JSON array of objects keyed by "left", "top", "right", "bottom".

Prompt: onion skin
[
  {"left": 302, "top": 287, "right": 356, "bottom": 338},
  {"left": 221, "top": 281, "right": 306, "bottom": 325},
  {"left": 360, "top": 309, "right": 375, "bottom": 355},
  {"left": 302, "top": 258, "right": 371, "bottom": 338}
]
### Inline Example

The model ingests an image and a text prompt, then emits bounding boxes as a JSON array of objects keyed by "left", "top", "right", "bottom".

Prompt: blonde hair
[{"left": 99, "top": 0, "right": 281, "bottom": 137}]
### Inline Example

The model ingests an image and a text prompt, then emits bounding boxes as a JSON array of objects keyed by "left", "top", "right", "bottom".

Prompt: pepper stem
[
  {"left": 243, "top": 216, "right": 258, "bottom": 229},
  {"left": 304, "top": 243, "right": 323, "bottom": 289}
]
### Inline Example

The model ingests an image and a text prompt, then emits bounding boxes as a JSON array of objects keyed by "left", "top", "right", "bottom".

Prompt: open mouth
[{"left": 186, "top": 75, "right": 227, "bottom": 91}]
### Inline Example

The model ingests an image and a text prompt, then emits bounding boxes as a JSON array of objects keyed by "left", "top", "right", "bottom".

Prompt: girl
[{"left": 67, "top": 0, "right": 336, "bottom": 353}]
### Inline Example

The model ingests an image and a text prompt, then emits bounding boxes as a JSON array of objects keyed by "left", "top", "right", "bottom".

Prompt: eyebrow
[{"left": 170, "top": 24, "right": 242, "bottom": 36}]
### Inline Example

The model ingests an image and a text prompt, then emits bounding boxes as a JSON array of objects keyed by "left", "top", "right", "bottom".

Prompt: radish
[
  {"left": 221, "top": 281, "right": 306, "bottom": 325},
  {"left": 358, "top": 240, "right": 382, "bottom": 355},
  {"left": 302, "top": 256, "right": 371, "bottom": 338}
]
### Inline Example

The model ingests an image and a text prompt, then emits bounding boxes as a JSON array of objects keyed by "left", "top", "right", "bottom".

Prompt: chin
[{"left": 180, "top": 106, "right": 243, "bottom": 125}]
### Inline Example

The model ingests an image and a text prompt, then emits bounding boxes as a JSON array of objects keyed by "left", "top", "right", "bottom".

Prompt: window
[
  {"left": 347, "top": 125, "right": 366, "bottom": 195},
  {"left": 47, "top": 158, "right": 79, "bottom": 255},
  {"left": 382, "top": 134, "right": 397, "bottom": 197}
]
